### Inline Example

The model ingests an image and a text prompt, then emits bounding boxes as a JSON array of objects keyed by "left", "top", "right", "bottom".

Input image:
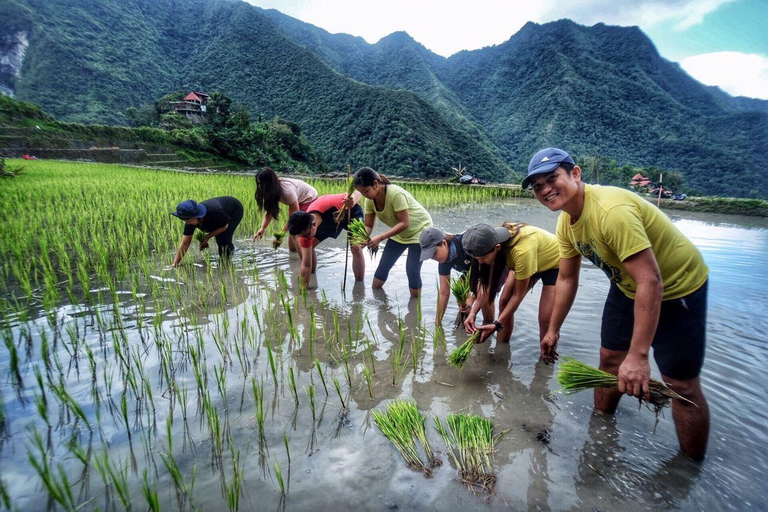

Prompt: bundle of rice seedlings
[
  {"left": 447, "top": 331, "right": 481, "bottom": 369},
  {"left": 194, "top": 231, "right": 207, "bottom": 251},
  {"left": 333, "top": 177, "right": 356, "bottom": 224},
  {"left": 372, "top": 399, "right": 438, "bottom": 475},
  {"left": 555, "top": 356, "right": 695, "bottom": 415},
  {"left": 347, "top": 218, "right": 377, "bottom": 257},
  {"left": 272, "top": 231, "right": 286, "bottom": 250},
  {"left": 450, "top": 271, "right": 471, "bottom": 328},
  {"left": 435, "top": 413, "right": 504, "bottom": 493}
]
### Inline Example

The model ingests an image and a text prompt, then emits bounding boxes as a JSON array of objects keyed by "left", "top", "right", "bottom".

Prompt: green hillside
[{"left": 3, "top": 0, "right": 767, "bottom": 195}]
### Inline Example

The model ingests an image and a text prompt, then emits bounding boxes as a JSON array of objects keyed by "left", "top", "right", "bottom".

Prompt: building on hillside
[
  {"left": 629, "top": 172, "right": 652, "bottom": 190},
  {"left": 168, "top": 92, "right": 209, "bottom": 124}
]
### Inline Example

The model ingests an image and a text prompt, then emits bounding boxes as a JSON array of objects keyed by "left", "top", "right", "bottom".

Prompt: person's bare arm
[
  {"left": 540, "top": 255, "right": 581, "bottom": 362},
  {"left": 368, "top": 209, "right": 409, "bottom": 249},
  {"left": 172, "top": 234, "right": 194, "bottom": 267}
]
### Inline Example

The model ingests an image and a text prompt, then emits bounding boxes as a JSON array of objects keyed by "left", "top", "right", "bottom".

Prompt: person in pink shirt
[
  {"left": 253, "top": 167, "right": 318, "bottom": 252},
  {"left": 287, "top": 192, "right": 365, "bottom": 288}
]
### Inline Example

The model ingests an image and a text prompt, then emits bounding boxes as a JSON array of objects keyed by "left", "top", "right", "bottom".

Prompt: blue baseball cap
[
  {"left": 523, "top": 148, "right": 575, "bottom": 189},
  {"left": 171, "top": 199, "right": 207, "bottom": 220}
]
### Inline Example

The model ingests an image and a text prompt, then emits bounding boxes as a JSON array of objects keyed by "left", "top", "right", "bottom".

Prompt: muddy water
[{"left": 2, "top": 199, "right": 767, "bottom": 511}]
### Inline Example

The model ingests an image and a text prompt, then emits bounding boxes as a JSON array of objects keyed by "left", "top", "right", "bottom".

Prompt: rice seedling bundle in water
[
  {"left": 447, "top": 331, "right": 481, "bottom": 368},
  {"left": 449, "top": 271, "right": 471, "bottom": 328},
  {"left": 194, "top": 231, "right": 207, "bottom": 250},
  {"left": 347, "top": 218, "right": 377, "bottom": 257},
  {"left": 272, "top": 231, "right": 286, "bottom": 249},
  {"left": 435, "top": 413, "right": 503, "bottom": 493},
  {"left": 372, "top": 399, "right": 438, "bottom": 475},
  {"left": 555, "top": 356, "right": 694, "bottom": 415}
]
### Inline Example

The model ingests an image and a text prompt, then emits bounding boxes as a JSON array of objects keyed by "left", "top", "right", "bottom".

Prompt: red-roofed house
[
  {"left": 629, "top": 173, "right": 652, "bottom": 188},
  {"left": 168, "top": 91, "right": 209, "bottom": 124}
]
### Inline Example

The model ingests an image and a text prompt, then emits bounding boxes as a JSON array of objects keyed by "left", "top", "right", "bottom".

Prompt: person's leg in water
[
  {"left": 373, "top": 239, "right": 407, "bottom": 290},
  {"left": 216, "top": 203, "right": 243, "bottom": 262},
  {"left": 404, "top": 243, "right": 424, "bottom": 298}
]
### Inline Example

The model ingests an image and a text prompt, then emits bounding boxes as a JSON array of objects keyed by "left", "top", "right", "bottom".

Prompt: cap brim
[
  {"left": 522, "top": 162, "right": 562, "bottom": 189},
  {"left": 494, "top": 227, "right": 511, "bottom": 244},
  {"left": 419, "top": 244, "right": 438, "bottom": 262}
]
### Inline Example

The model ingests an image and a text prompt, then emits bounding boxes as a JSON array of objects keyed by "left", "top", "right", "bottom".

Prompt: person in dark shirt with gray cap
[
  {"left": 419, "top": 227, "right": 496, "bottom": 327},
  {"left": 171, "top": 196, "right": 244, "bottom": 267}
]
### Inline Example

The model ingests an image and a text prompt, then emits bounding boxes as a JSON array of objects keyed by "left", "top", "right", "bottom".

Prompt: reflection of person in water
[{"left": 574, "top": 411, "right": 702, "bottom": 509}]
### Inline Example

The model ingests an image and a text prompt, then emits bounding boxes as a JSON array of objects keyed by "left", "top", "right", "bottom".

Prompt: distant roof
[
  {"left": 184, "top": 92, "right": 209, "bottom": 103},
  {"left": 631, "top": 173, "right": 647, "bottom": 181}
]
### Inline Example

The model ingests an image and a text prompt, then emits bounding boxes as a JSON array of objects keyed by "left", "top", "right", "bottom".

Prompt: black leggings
[
  {"left": 215, "top": 202, "right": 244, "bottom": 259},
  {"left": 374, "top": 239, "right": 423, "bottom": 290}
]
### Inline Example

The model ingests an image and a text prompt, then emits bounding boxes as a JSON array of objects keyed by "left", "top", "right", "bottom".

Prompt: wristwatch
[{"left": 493, "top": 320, "right": 503, "bottom": 332}]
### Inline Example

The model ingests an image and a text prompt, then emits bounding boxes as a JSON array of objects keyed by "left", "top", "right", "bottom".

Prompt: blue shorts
[{"left": 600, "top": 280, "right": 708, "bottom": 380}]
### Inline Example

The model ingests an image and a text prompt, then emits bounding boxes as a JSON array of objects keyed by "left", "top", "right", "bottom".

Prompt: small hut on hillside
[{"left": 168, "top": 92, "right": 209, "bottom": 124}]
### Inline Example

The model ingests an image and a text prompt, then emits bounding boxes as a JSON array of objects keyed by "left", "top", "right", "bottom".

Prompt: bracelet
[{"left": 493, "top": 320, "right": 503, "bottom": 332}]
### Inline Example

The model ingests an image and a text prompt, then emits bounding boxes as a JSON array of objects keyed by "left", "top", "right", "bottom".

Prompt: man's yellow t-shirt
[
  {"left": 363, "top": 184, "right": 432, "bottom": 244},
  {"left": 503, "top": 225, "right": 560, "bottom": 280},
  {"left": 557, "top": 185, "right": 708, "bottom": 299}
]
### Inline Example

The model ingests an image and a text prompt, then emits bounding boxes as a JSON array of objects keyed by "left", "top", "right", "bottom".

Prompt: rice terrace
[{"left": 0, "top": 159, "right": 766, "bottom": 511}]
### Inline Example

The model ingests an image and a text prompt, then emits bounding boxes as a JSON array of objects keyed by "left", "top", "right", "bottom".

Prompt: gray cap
[
  {"left": 462, "top": 223, "right": 510, "bottom": 258},
  {"left": 419, "top": 227, "right": 446, "bottom": 261}
]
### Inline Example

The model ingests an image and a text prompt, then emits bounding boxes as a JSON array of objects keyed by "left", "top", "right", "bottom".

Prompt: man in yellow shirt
[{"left": 524, "top": 147, "right": 710, "bottom": 461}]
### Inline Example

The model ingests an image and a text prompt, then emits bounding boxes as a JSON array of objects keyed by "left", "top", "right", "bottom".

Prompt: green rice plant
[
  {"left": 437, "top": 413, "right": 504, "bottom": 492},
  {"left": 251, "top": 378, "right": 265, "bottom": 442},
  {"left": 194, "top": 230, "right": 207, "bottom": 251},
  {"left": 266, "top": 342, "right": 279, "bottom": 387},
  {"left": 555, "top": 356, "right": 694, "bottom": 414},
  {"left": 364, "top": 365, "right": 374, "bottom": 399},
  {"left": 347, "top": 218, "right": 377, "bottom": 257},
  {"left": 274, "top": 461, "right": 286, "bottom": 495},
  {"left": 388, "top": 399, "right": 439, "bottom": 469},
  {"left": 315, "top": 359, "right": 328, "bottom": 395},
  {"left": 95, "top": 450, "right": 131, "bottom": 510},
  {"left": 283, "top": 432, "right": 291, "bottom": 464},
  {"left": 288, "top": 367, "right": 299, "bottom": 405},
  {"left": 449, "top": 271, "right": 471, "bottom": 328},
  {"left": 371, "top": 399, "right": 434, "bottom": 475},
  {"left": 141, "top": 468, "right": 161, "bottom": 512},
  {"left": 27, "top": 428, "right": 76, "bottom": 511},
  {"left": 272, "top": 231, "right": 286, "bottom": 250},
  {"left": 447, "top": 331, "right": 481, "bottom": 369},
  {"left": 306, "top": 384, "right": 317, "bottom": 421},
  {"left": 332, "top": 378, "right": 346, "bottom": 411}
]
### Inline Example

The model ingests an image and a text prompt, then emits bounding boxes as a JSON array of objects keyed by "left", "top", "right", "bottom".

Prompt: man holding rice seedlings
[
  {"left": 462, "top": 222, "right": 560, "bottom": 344},
  {"left": 171, "top": 197, "right": 244, "bottom": 267},
  {"left": 287, "top": 192, "right": 365, "bottom": 288},
  {"left": 525, "top": 147, "right": 710, "bottom": 460},
  {"left": 419, "top": 227, "right": 493, "bottom": 327}
]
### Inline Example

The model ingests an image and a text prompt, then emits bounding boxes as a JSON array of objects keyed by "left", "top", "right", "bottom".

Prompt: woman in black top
[{"left": 171, "top": 196, "right": 244, "bottom": 267}]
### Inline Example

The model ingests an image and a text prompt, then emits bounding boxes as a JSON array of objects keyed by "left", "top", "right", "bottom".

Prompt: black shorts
[
  {"left": 601, "top": 280, "right": 708, "bottom": 380},
  {"left": 315, "top": 204, "right": 363, "bottom": 243},
  {"left": 530, "top": 267, "right": 559, "bottom": 286}
]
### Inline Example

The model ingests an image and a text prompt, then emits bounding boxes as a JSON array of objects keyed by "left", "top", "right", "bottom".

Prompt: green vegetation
[
  {"left": 555, "top": 356, "right": 693, "bottom": 414},
  {"left": 447, "top": 331, "right": 481, "bottom": 369},
  {"left": 372, "top": 399, "right": 438, "bottom": 475},
  {"left": 434, "top": 413, "right": 504, "bottom": 492},
  {"left": 449, "top": 271, "right": 471, "bottom": 328}
]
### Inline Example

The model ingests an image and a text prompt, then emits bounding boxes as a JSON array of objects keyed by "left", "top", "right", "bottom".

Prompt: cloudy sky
[{"left": 246, "top": 0, "right": 768, "bottom": 100}]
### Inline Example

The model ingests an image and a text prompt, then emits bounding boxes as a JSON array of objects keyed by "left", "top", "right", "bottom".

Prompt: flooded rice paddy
[{"left": 1, "top": 196, "right": 767, "bottom": 511}]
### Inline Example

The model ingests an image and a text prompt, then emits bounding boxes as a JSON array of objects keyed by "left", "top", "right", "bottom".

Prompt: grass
[
  {"left": 555, "top": 356, "right": 694, "bottom": 414},
  {"left": 435, "top": 413, "right": 504, "bottom": 493},
  {"left": 372, "top": 399, "right": 439, "bottom": 476},
  {"left": 447, "top": 331, "right": 481, "bottom": 368}
]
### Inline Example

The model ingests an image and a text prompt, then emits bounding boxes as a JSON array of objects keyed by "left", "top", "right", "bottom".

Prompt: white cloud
[
  {"left": 681, "top": 51, "right": 768, "bottom": 99},
  {"left": 248, "top": 0, "right": 734, "bottom": 56},
  {"left": 538, "top": 0, "right": 736, "bottom": 31}
]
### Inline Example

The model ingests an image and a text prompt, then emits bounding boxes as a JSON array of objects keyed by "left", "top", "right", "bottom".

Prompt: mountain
[
  {"left": 0, "top": 0, "right": 510, "bottom": 180},
  {"left": 261, "top": 14, "right": 768, "bottom": 197},
  {"left": 2, "top": 0, "right": 767, "bottom": 196}
]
